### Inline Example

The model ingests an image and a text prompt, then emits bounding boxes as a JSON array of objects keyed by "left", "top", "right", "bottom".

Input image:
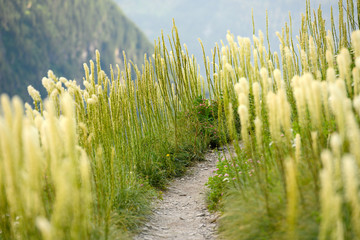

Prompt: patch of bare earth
[{"left": 133, "top": 148, "right": 227, "bottom": 240}]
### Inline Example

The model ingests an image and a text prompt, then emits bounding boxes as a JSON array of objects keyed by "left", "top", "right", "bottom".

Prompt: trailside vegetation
[
  {"left": 1, "top": 0, "right": 360, "bottom": 239},
  {"left": 0, "top": 21, "right": 218, "bottom": 239},
  {"left": 206, "top": 0, "right": 360, "bottom": 239}
]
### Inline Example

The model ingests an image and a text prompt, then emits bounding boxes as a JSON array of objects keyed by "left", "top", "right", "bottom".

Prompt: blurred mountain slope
[{"left": 0, "top": 0, "right": 153, "bottom": 102}]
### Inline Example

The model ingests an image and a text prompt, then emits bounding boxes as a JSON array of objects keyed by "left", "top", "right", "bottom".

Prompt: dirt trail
[{"left": 133, "top": 149, "right": 226, "bottom": 240}]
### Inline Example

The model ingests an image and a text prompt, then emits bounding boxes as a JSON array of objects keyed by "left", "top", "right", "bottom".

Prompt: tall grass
[
  {"left": 0, "top": 94, "right": 95, "bottom": 239},
  {"left": 0, "top": 22, "right": 217, "bottom": 239},
  {"left": 2, "top": 0, "right": 360, "bottom": 239},
  {"left": 205, "top": 0, "right": 360, "bottom": 239}
]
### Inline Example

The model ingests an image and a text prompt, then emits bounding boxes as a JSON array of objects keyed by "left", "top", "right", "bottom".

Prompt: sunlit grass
[
  {"left": 206, "top": 0, "right": 360, "bottom": 239},
  {"left": 2, "top": 0, "right": 360, "bottom": 239},
  {"left": 0, "top": 20, "right": 218, "bottom": 239}
]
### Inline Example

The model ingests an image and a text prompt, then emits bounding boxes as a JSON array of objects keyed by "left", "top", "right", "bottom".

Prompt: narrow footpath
[{"left": 134, "top": 149, "right": 225, "bottom": 240}]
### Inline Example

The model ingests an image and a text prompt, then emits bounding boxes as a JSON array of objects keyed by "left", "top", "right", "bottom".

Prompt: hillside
[{"left": 0, "top": 0, "right": 153, "bottom": 102}]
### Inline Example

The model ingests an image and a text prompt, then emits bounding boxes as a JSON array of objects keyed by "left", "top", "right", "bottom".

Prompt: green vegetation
[
  {"left": 0, "top": 20, "right": 218, "bottom": 238},
  {"left": 1, "top": 0, "right": 360, "bottom": 239},
  {"left": 0, "top": 0, "right": 152, "bottom": 103},
  {"left": 205, "top": 0, "right": 360, "bottom": 239}
]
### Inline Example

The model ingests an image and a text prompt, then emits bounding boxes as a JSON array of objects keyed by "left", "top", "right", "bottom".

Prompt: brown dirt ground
[{"left": 133, "top": 148, "right": 228, "bottom": 240}]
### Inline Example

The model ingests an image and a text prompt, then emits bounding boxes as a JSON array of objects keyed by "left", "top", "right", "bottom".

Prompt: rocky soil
[{"left": 133, "top": 149, "right": 227, "bottom": 240}]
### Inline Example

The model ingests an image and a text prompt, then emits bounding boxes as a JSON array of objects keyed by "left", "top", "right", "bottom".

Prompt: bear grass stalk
[
  {"left": 0, "top": 94, "right": 94, "bottom": 239},
  {"left": 207, "top": 0, "right": 360, "bottom": 239},
  {"left": 1, "top": 20, "right": 220, "bottom": 239}
]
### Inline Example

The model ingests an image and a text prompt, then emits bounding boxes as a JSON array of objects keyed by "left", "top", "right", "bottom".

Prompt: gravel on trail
[{"left": 133, "top": 148, "right": 228, "bottom": 240}]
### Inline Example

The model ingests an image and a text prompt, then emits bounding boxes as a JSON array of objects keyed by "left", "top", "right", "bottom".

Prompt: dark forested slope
[{"left": 0, "top": 0, "right": 153, "bottom": 102}]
